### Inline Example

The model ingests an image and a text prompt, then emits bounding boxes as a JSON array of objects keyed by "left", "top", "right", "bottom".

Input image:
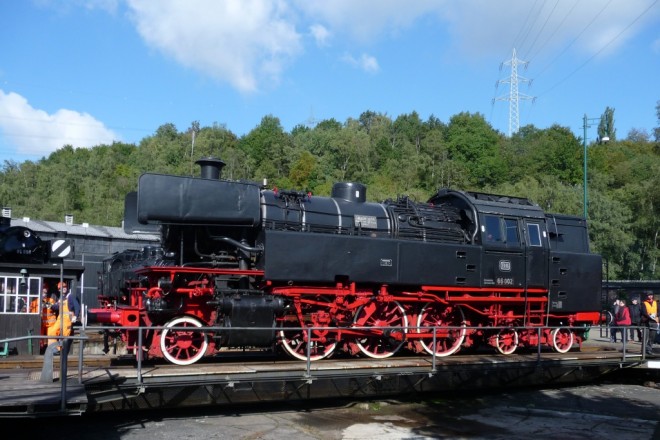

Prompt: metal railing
[
  {"left": 600, "top": 323, "right": 655, "bottom": 359},
  {"left": 80, "top": 322, "right": 651, "bottom": 382},
  {"left": 0, "top": 332, "right": 89, "bottom": 413}
]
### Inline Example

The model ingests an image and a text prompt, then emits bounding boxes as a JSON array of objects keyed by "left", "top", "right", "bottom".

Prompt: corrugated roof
[{"left": 10, "top": 217, "right": 159, "bottom": 241}]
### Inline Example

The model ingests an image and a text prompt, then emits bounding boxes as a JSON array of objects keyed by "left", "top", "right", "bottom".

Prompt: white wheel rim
[
  {"left": 495, "top": 328, "right": 519, "bottom": 355},
  {"left": 355, "top": 301, "right": 408, "bottom": 359},
  {"left": 279, "top": 329, "right": 336, "bottom": 361},
  {"left": 279, "top": 296, "right": 337, "bottom": 361},
  {"left": 417, "top": 303, "right": 466, "bottom": 357},
  {"left": 160, "top": 316, "right": 208, "bottom": 365},
  {"left": 551, "top": 328, "right": 574, "bottom": 354}
]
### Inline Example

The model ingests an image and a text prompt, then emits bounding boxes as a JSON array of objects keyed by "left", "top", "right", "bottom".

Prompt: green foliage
[
  {"left": 655, "top": 100, "right": 660, "bottom": 142},
  {"left": 1, "top": 106, "right": 658, "bottom": 280},
  {"left": 598, "top": 107, "right": 616, "bottom": 141},
  {"left": 445, "top": 112, "right": 506, "bottom": 187},
  {"left": 288, "top": 151, "right": 317, "bottom": 188}
]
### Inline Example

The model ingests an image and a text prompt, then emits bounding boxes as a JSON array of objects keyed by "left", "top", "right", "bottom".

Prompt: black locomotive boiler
[{"left": 88, "top": 157, "right": 602, "bottom": 365}]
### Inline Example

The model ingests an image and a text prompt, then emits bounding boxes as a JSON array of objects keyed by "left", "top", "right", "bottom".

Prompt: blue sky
[{"left": 0, "top": 0, "right": 659, "bottom": 165}]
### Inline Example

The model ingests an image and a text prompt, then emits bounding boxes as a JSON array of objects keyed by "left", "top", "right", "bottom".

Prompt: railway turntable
[{"left": 0, "top": 334, "right": 654, "bottom": 418}]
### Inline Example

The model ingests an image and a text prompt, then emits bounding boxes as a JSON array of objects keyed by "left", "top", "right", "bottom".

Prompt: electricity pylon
[{"left": 494, "top": 49, "right": 535, "bottom": 136}]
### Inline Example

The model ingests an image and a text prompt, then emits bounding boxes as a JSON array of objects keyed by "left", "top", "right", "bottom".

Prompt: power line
[
  {"left": 516, "top": 0, "right": 547, "bottom": 56},
  {"left": 524, "top": 1, "right": 579, "bottom": 64},
  {"left": 537, "top": 0, "right": 659, "bottom": 97},
  {"left": 510, "top": 0, "right": 542, "bottom": 54},
  {"left": 521, "top": 0, "right": 560, "bottom": 60},
  {"left": 532, "top": 0, "right": 614, "bottom": 82}
]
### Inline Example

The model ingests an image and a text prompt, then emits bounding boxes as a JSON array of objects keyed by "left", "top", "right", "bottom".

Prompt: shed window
[{"left": 0, "top": 276, "right": 40, "bottom": 315}]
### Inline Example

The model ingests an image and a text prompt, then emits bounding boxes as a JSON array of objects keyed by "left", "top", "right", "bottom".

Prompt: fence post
[{"left": 27, "top": 329, "right": 33, "bottom": 355}]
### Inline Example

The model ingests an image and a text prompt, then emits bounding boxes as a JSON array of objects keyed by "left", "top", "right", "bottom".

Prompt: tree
[
  {"left": 598, "top": 107, "right": 616, "bottom": 141},
  {"left": 529, "top": 125, "right": 583, "bottom": 185},
  {"left": 239, "top": 115, "right": 291, "bottom": 181},
  {"left": 445, "top": 112, "right": 505, "bottom": 187},
  {"left": 626, "top": 128, "right": 650, "bottom": 143},
  {"left": 288, "top": 150, "right": 317, "bottom": 188},
  {"left": 322, "top": 120, "right": 371, "bottom": 182},
  {"left": 654, "top": 100, "right": 660, "bottom": 142},
  {"left": 392, "top": 112, "right": 426, "bottom": 154}
]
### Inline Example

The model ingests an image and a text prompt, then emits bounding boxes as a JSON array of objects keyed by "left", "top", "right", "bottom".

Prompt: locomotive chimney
[{"left": 195, "top": 157, "right": 226, "bottom": 180}]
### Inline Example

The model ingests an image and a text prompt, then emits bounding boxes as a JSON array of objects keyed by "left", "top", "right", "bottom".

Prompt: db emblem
[{"left": 499, "top": 260, "right": 511, "bottom": 272}]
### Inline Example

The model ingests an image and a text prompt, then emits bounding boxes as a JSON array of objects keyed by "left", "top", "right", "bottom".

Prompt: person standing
[
  {"left": 640, "top": 292, "right": 659, "bottom": 354},
  {"left": 614, "top": 299, "right": 631, "bottom": 343},
  {"left": 610, "top": 299, "right": 621, "bottom": 342},
  {"left": 628, "top": 297, "right": 642, "bottom": 342},
  {"left": 37, "top": 286, "right": 57, "bottom": 353},
  {"left": 50, "top": 283, "right": 81, "bottom": 354}
]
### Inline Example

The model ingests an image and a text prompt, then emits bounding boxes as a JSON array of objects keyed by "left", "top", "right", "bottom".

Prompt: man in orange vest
[
  {"left": 36, "top": 286, "right": 57, "bottom": 353},
  {"left": 640, "top": 291, "right": 659, "bottom": 355},
  {"left": 50, "top": 282, "right": 80, "bottom": 354}
]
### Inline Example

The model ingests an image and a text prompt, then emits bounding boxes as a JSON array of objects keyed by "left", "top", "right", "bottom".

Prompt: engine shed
[{"left": 0, "top": 208, "right": 159, "bottom": 357}]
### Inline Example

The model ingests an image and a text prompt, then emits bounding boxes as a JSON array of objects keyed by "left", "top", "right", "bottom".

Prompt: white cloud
[
  {"left": 126, "top": 0, "right": 303, "bottom": 93},
  {"left": 294, "top": 0, "right": 442, "bottom": 44},
  {"left": 342, "top": 53, "right": 380, "bottom": 73},
  {"left": 0, "top": 90, "right": 119, "bottom": 157},
  {"left": 310, "top": 24, "right": 331, "bottom": 47}
]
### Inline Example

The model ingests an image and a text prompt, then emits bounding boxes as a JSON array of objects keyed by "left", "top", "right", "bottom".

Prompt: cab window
[
  {"left": 505, "top": 218, "right": 519, "bottom": 245},
  {"left": 527, "top": 223, "right": 542, "bottom": 247},
  {"left": 484, "top": 215, "right": 502, "bottom": 242}
]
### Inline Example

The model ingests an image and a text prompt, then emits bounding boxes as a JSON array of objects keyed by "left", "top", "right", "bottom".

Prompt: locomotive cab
[
  {"left": 429, "top": 189, "right": 548, "bottom": 291},
  {"left": 545, "top": 214, "right": 602, "bottom": 313}
]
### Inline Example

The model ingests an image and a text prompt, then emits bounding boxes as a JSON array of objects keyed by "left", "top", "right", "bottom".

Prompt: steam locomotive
[
  {"left": 0, "top": 217, "right": 50, "bottom": 264},
  {"left": 88, "top": 157, "right": 602, "bottom": 365}
]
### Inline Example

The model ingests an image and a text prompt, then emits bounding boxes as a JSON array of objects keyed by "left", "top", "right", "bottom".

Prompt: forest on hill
[{"left": 0, "top": 107, "right": 658, "bottom": 280}]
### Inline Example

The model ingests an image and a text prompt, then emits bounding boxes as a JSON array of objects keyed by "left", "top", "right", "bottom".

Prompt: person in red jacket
[{"left": 614, "top": 299, "right": 631, "bottom": 343}]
